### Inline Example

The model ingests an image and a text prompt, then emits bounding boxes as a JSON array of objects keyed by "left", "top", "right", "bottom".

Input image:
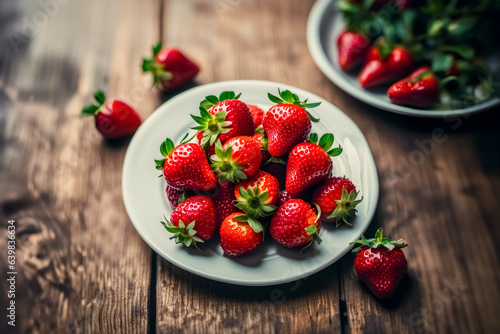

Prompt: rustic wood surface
[{"left": 1, "top": 0, "right": 499, "bottom": 333}]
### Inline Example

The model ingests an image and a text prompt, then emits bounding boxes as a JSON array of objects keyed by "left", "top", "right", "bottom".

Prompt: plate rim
[
  {"left": 306, "top": 0, "right": 500, "bottom": 118},
  {"left": 122, "top": 79, "right": 379, "bottom": 286}
]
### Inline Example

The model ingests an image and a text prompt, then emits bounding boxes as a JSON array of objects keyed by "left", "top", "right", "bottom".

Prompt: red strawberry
[
  {"left": 262, "top": 161, "right": 287, "bottom": 189},
  {"left": 234, "top": 170, "right": 279, "bottom": 219},
  {"left": 155, "top": 138, "right": 216, "bottom": 191},
  {"left": 387, "top": 67, "right": 439, "bottom": 109},
  {"left": 212, "top": 177, "right": 239, "bottom": 226},
  {"left": 359, "top": 46, "right": 414, "bottom": 89},
  {"left": 311, "top": 177, "right": 363, "bottom": 226},
  {"left": 142, "top": 43, "right": 199, "bottom": 91},
  {"left": 220, "top": 212, "right": 264, "bottom": 257},
  {"left": 277, "top": 190, "right": 302, "bottom": 207},
  {"left": 160, "top": 195, "right": 217, "bottom": 247},
  {"left": 351, "top": 228, "right": 408, "bottom": 299},
  {"left": 81, "top": 90, "right": 142, "bottom": 139},
  {"left": 252, "top": 133, "right": 272, "bottom": 165},
  {"left": 248, "top": 104, "right": 265, "bottom": 127},
  {"left": 263, "top": 89, "right": 321, "bottom": 157},
  {"left": 166, "top": 185, "right": 191, "bottom": 209},
  {"left": 191, "top": 92, "right": 255, "bottom": 147},
  {"left": 270, "top": 199, "right": 322, "bottom": 248},
  {"left": 210, "top": 136, "right": 261, "bottom": 183},
  {"left": 286, "top": 133, "right": 342, "bottom": 195},
  {"left": 337, "top": 31, "right": 371, "bottom": 71}
]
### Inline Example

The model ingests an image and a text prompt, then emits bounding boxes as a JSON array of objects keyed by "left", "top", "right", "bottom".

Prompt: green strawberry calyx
[
  {"left": 210, "top": 139, "right": 247, "bottom": 183},
  {"left": 234, "top": 186, "right": 277, "bottom": 219},
  {"left": 142, "top": 42, "right": 173, "bottom": 87},
  {"left": 81, "top": 90, "right": 106, "bottom": 117},
  {"left": 308, "top": 133, "right": 343, "bottom": 157},
  {"left": 160, "top": 217, "right": 204, "bottom": 249},
  {"left": 350, "top": 228, "right": 407, "bottom": 253},
  {"left": 191, "top": 91, "right": 241, "bottom": 147},
  {"left": 234, "top": 214, "right": 264, "bottom": 236},
  {"left": 267, "top": 88, "right": 321, "bottom": 123},
  {"left": 326, "top": 186, "right": 363, "bottom": 227}
]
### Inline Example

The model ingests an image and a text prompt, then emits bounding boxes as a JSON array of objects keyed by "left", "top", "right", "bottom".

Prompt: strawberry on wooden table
[
  {"left": 270, "top": 199, "right": 322, "bottom": 248},
  {"left": 286, "top": 133, "right": 342, "bottom": 195},
  {"left": 351, "top": 228, "right": 408, "bottom": 299},
  {"left": 142, "top": 42, "right": 199, "bottom": 91},
  {"left": 81, "top": 90, "right": 142, "bottom": 139},
  {"left": 212, "top": 177, "right": 239, "bottom": 226},
  {"left": 210, "top": 136, "right": 262, "bottom": 183},
  {"left": 311, "top": 176, "right": 363, "bottom": 226},
  {"left": 263, "top": 89, "right": 321, "bottom": 157},
  {"left": 155, "top": 138, "right": 216, "bottom": 191},
  {"left": 220, "top": 212, "right": 264, "bottom": 257},
  {"left": 337, "top": 30, "right": 371, "bottom": 71},
  {"left": 387, "top": 67, "right": 439, "bottom": 109},
  {"left": 234, "top": 170, "right": 279, "bottom": 220},
  {"left": 160, "top": 195, "right": 217, "bottom": 248},
  {"left": 359, "top": 45, "right": 414, "bottom": 89},
  {"left": 191, "top": 91, "right": 255, "bottom": 148}
]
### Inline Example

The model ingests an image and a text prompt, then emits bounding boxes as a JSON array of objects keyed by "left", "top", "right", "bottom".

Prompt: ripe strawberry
[
  {"left": 262, "top": 161, "right": 287, "bottom": 189},
  {"left": 311, "top": 177, "right": 363, "bottom": 226},
  {"left": 248, "top": 104, "right": 264, "bottom": 127},
  {"left": 286, "top": 133, "right": 342, "bottom": 195},
  {"left": 263, "top": 89, "right": 321, "bottom": 157},
  {"left": 166, "top": 185, "right": 191, "bottom": 209},
  {"left": 277, "top": 190, "right": 303, "bottom": 207},
  {"left": 351, "top": 228, "right": 408, "bottom": 299},
  {"left": 270, "top": 199, "right": 322, "bottom": 248},
  {"left": 160, "top": 195, "right": 217, "bottom": 247},
  {"left": 359, "top": 46, "right": 414, "bottom": 89},
  {"left": 191, "top": 91, "right": 255, "bottom": 147},
  {"left": 212, "top": 177, "right": 239, "bottom": 226},
  {"left": 155, "top": 138, "right": 216, "bottom": 191},
  {"left": 142, "top": 43, "right": 199, "bottom": 91},
  {"left": 220, "top": 212, "right": 264, "bottom": 257},
  {"left": 337, "top": 31, "right": 371, "bottom": 71},
  {"left": 387, "top": 67, "right": 439, "bottom": 109},
  {"left": 252, "top": 133, "right": 272, "bottom": 165},
  {"left": 210, "top": 136, "right": 261, "bottom": 183},
  {"left": 234, "top": 170, "right": 279, "bottom": 219},
  {"left": 81, "top": 90, "right": 142, "bottom": 139}
]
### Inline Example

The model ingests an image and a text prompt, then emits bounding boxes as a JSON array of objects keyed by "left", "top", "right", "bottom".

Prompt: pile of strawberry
[
  {"left": 336, "top": 0, "right": 499, "bottom": 109},
  {"left": 155, "top": 89, "right": 363, "bottom": 257}
]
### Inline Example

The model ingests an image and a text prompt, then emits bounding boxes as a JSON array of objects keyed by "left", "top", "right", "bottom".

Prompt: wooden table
[{"left": 1, "top": 0, "right": 499, "bottom": 333}]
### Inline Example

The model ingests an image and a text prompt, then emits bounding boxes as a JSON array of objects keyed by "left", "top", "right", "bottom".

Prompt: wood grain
[{"left": 0, "top": 0, "right": 161, "bottom": 333}]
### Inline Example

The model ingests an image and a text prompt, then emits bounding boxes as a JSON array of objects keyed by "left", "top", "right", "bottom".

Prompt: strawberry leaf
[
  {"left": 309, "top": 133, "right": 318, "bottom": 144},
  {"left": 155, "top": 159, "right": 165, "bottom": 171},
  {"left": 327, "top": 146, "right": 343, "bottom": 157},
  {"left": 94, "top": 90, "right": 105, "bottom": 105},
  {"left": 268, "top": 92, "right": 283, "bottom": 104},
  {"left": 247, "top": 218, "right": 264, "bottom": 233},
  {"left": 80, "top": 105, "right": 99, "bottom": 117},
  {"left": 318, "top": 133, "right": 334, "bottom": 152},
  {"left": 153, "top": 42, "right": 162, "bottom": 56}
]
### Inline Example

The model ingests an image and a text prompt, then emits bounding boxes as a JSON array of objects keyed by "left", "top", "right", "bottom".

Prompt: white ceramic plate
[
  {"left": 307, "top": 0, "right": 500, "bottom": 118},
  {"left": 122, "top": 80, "right": 379, "bottom": 286}
]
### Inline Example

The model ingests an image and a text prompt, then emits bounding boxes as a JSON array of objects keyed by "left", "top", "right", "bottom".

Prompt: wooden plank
[
  {"left": 0, "top": 0, "right": 161, "bottom": 332},
  {"left": 155, "top": 0, "right": 341, "bottom": 333}
]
